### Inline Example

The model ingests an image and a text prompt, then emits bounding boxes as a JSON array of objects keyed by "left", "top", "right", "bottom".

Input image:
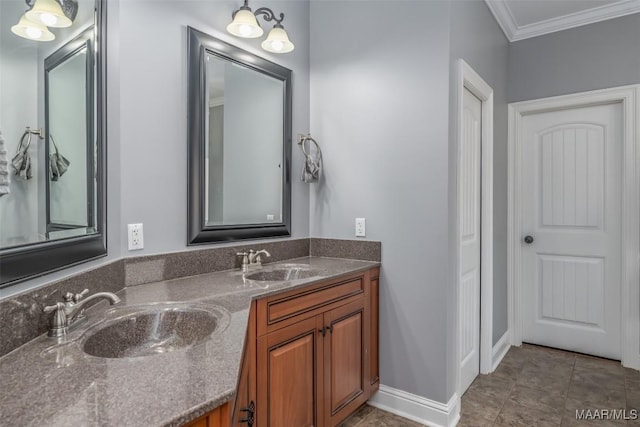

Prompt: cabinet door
[
  {"left": 257, "top": 315, "right": 324, "bottom": 427},
  {"left": 323, "top": 299, "right": 367, "bottom": 426}
]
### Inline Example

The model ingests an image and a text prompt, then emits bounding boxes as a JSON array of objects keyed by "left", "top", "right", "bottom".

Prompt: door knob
[{"left": 524, "top": 235, "right": 534, "bottom": 244}]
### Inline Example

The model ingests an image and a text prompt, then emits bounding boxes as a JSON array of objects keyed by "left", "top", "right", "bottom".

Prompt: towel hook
[{"left": 25, "top": 127, "right": 44, "bottom": 140}]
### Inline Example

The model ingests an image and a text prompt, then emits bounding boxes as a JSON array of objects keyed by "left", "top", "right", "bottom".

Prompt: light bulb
[
  {"left": 39, "top": 13, "right": 58, "bottom": 27},
  {"left": 26, "top": 26, "right": 43, "bottom": 39},
  {"left": 11, "top": 15, "right": 55, "bottom": 41},
  {"left": 25, "top": 0, "right": 72, "bottom": 28},
  {"left": 239, "top": 24, "right": 252, "bottom": 37},
  {"left": 261, "top": 26, "right": 294, "bottom": 53}
]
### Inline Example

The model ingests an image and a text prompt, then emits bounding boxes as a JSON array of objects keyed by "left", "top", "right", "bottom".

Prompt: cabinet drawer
[{"left": 258, "top": 272, "right": 366, "bottom": 336}]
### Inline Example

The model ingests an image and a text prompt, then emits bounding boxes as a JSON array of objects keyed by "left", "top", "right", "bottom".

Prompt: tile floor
[{"left": 341, "top": 344, "right": 640, "bottom": 426}]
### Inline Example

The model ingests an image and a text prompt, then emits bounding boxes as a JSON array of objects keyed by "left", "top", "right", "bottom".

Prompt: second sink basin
[
  {"left": 245, "top": 265, "right": 325, "bottom": 282},
  {"left": 82, "top": 305, "right": 223, "bottom": 359}
]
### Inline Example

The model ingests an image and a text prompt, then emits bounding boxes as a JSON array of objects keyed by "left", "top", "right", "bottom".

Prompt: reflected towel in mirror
[
  {"left": 0, "top": 130, "right": 9, "bottom": 197},
  {"left": 49, "top": 135, "right": 70, "bottom": 181}
]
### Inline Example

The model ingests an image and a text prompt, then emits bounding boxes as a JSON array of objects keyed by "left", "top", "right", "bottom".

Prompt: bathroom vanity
[
  {"left": 0, "top": 257, "right": 379, "bottom": 427},
  {"left": 184, "top": 264, "right": 381, "bottom": 427}
]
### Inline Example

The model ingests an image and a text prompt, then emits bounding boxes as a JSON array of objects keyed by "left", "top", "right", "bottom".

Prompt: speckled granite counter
[{"left": 0, "top": 257, "right": 379, "bottom": 427}]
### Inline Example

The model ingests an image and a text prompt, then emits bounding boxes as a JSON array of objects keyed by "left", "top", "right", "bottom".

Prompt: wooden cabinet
[
  {"left": 187, "top": 267, "right": 380, "bottom": 427},
  {"left": 255, "top": 268, "right": 379, "bottom": 427},
  {"left": 183, "top": 403, "right": 230, "bottom": 427}
]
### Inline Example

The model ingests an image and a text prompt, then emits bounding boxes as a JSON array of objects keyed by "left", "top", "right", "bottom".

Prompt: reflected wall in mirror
[
  {"left": 0, "top": 0, "right": 106, "bottom": 286},
  {"left": 188, "top": 27, "right": 292, "bottom": 244}
]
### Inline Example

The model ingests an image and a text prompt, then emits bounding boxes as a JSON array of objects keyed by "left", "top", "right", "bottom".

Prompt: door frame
[
  {"left": 507, "top": 85, "right": 640, "bottom": 370},
  {"left": 455, "top": 59, "right": 495, "bottom": 397}
]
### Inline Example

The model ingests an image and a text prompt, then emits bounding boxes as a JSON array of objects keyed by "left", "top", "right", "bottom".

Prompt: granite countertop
[{"left": 0, "top": 256, "right": 379, "bottom": 427}]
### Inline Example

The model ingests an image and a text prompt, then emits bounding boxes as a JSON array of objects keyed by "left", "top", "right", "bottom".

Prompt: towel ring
[{"left": 298, "top": 134, "right": 321, "bottom": 156}]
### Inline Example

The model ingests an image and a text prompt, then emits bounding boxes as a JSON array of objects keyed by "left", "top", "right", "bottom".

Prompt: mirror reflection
[
  {"left": 0, "top": 0, "right": 97, "bottom": 249},
  {"left": 46, "top": 27, "right": 95, "bottom": 237},
  {"left": 204, "top": 53, "right": 284, "bottom": 226}
]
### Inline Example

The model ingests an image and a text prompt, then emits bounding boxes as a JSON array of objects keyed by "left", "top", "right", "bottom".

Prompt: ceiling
[{"left": 485, "top": 0, "right": 640, "bottom": 41}]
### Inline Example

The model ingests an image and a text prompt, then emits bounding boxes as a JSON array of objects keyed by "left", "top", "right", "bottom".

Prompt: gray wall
[
  {"left": 448, "top": 0, "right": 509, "bottom": 357},
  {"left": 118, "top": 0, "right": 310, "bottom": 256},
  {"left": 310, "top": 0, "right": 452, "bottom": 403},
  {"left": 509, "top": 13, "right": 640, "bottom": 102}
]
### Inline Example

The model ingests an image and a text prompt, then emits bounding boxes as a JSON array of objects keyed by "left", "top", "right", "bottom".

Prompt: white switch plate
[
  {"left": 355, "top": 218, "right": 366, "bottom": 237},
  {"left": 128, "top": 223, "right": 144, "bottom": 250}
]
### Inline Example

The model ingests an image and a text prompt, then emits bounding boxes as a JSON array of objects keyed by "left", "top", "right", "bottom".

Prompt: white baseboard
[
  {"left": 492, "top": 329, "right": 511, "bottom": 371},
  {"left": 368, "top": 385, "right": 460, "bottom": 427}
]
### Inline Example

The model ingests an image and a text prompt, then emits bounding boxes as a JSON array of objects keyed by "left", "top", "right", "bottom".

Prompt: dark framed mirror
[
  {"left": 187, "top": 27, "right": 292, "bottom": 244},
  {"left": 0, "top": 0, "right": 106, "bottom": 287},
  {"left": 45, "top": 26, "right": 95, "bottom": 234}
]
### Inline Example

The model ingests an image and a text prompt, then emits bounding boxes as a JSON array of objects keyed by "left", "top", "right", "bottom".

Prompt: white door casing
[
  {"left": 459, "top": 88, "right": 482, "bottom": 393},
  {"left": 455, "top": 59, "right": 494, "bottom": 399},
  {"left": 508, "top": 85, "right": 640, "bottom": 369},
  {"left": 521, "top": 103, "right": 622, "bottom": 359}
]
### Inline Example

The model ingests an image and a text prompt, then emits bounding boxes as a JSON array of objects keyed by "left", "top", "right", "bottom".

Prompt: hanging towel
[
  {"left": 0, "top": 130, "right": 9, "bottom": 197},
  {"left": 49, "top": 135, "right": 70, "bottom": 181},
  {"left": 11, "top": 130, "right": 33, "bottom": 180},
  {"left": 298, "top": 135, "right": 322, "bottom": 183}
]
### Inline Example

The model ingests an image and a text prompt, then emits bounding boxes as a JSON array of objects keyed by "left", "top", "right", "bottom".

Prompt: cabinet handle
[
  {"left": 318, "top": 327, "right": 326, "bottom": 337},
  {"left": 327, "top": 324, "right": 333, "bottom": 334},
  {"left": 240, "top": 401, "right": 255, "bottom": 426}
]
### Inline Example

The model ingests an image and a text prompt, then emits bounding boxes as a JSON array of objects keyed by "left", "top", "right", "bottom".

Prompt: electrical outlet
[
  {"left": 355, "top": 218, "right": 366, "bottom": 237},
  {"left": 128, "top": 223, "right": 144, "bottom": 250}
]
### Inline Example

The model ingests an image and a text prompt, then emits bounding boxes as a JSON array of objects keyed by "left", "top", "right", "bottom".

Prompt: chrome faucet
[
  {"left": 43, "top": 289, "right": 121, "bottom": 337},
  {"left": 237, "top": 249, "right": 271, "bottom": 272},
  {"left": 249, "top": 249, "right": 271, "bottom": 266}
]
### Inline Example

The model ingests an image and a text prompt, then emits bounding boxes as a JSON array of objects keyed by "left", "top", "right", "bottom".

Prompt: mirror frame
[
  {"left": 44, "top": 26, "right": 95, "bottom": 232},
  {"left": 0, "top": 0, "right": 107, "bottom": 287},
  {"left": 187, "top": 27, "right": 292, "bottom": 245}
]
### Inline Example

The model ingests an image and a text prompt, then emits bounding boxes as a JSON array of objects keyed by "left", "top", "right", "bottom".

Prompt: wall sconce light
[
  {"left": 227, "top": 0, "right": 295, "bottom": 54},
  {"left": 11, "top": 0, "right": 77, "bottom": 41},
  {"left": 11, "top": 15, "right": 55, "bottom": 41}
]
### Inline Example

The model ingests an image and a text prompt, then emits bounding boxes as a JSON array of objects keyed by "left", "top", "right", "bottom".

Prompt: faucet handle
[
  {"left": 73, "top": 289, "right": 90, "bottom": 303},
  {"left": 44, "top": 302, "right": 64, "bottom": 313}
]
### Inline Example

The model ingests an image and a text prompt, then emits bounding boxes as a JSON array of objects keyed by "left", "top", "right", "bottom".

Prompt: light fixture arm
[
  {"left": 231, "top": 0, "right": 285, "bottom": 27},
  {"left": 254, "top": 7, "right": 285, "bottom": 27},
  {"left": 24, "top": 0, "right": 78, "bottom": 21}
]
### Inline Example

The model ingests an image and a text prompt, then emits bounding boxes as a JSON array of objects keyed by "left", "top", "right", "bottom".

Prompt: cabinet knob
[{"left": 318, "top": 327, "right": 326, "bottom": 337}]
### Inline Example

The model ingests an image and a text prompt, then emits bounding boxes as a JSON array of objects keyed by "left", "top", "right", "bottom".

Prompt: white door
[
  {"left": 521, "top": 102, "right": 622, "bottom": 359},
  {"left": 459, "top": 88, "right": 481, "bottom": 393}
]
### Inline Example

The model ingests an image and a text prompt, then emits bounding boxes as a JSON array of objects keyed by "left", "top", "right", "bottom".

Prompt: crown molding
[{"left": 485, "top": 0, "right": 640, "bottom": 42}]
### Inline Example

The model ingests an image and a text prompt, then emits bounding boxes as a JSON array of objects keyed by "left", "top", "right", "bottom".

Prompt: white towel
[{"left": 0, "top": 130, "right": 9, "bottom": 197}]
